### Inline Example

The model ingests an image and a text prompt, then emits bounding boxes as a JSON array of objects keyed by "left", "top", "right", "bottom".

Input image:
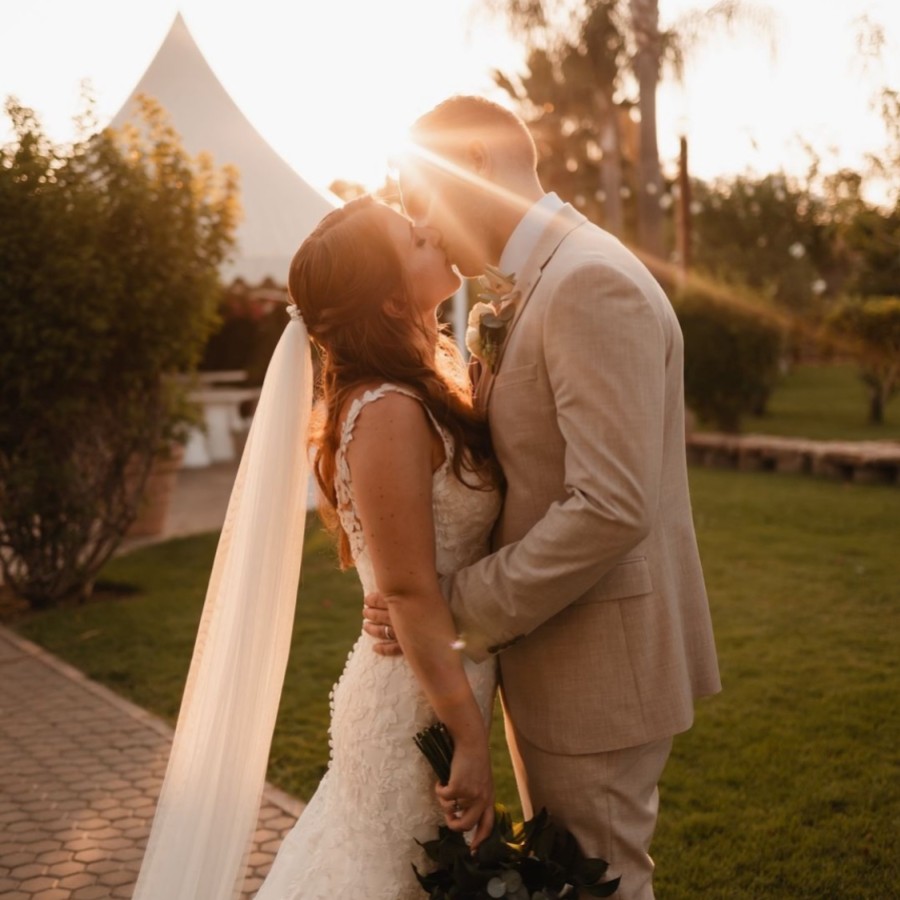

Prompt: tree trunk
[
  {"left": 597, "top": 92, "right": 624, "bottom": 235},
  {"left": 676, "top": 135, "right": 691, "bottom": 284},
  {"left": 630, "top": 0, "right": 665, "bottom": 257},
  {"left": 869, "top": 385, "right": 885, "bottom": 424}
]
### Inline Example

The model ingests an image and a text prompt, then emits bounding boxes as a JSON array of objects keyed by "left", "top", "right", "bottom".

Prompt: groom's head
[{"left": 399, "top": 95, "right": 543, "bottom": 278}]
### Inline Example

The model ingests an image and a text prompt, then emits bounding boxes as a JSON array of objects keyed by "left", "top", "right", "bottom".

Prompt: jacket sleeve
[{"left": 446, "top": 263, "right": 669, "bottom": 661}]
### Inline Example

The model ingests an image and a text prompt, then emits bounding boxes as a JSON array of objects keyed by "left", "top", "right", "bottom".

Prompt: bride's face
[{"left": 381, "top": 207, "right": 461, "bottom": 313}]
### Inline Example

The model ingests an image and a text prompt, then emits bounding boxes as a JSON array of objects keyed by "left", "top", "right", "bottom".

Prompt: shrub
[
  {"left": 0, "top": 95, "right": 238, "bottom": 607},
  {"left": 825, "top": 296, "right": 900, "bottom": 424},
  {"left": 674, "top": 290, "right": 785, "bottom": 432}
]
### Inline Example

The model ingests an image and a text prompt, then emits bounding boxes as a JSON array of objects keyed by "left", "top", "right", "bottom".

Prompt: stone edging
[{"left": 687, "top": 433, "right": 900, "bottom": 485}]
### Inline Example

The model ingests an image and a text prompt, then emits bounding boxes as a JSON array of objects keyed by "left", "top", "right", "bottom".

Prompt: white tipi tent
[{"left": 111, "top": 12, "right": 340, "bottom": 285}]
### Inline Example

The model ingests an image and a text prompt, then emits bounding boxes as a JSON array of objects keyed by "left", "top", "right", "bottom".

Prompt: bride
[{"left": 132, "top": 195, "right": 502, "bottom": 899}]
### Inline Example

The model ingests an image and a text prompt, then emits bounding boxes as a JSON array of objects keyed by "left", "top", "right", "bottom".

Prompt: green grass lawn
[
  {"left": 708, "top": 362, "right": 900, "bottom": 442},
  {"left": 9, "top": 467, "right": 900, "bottom": 898}
]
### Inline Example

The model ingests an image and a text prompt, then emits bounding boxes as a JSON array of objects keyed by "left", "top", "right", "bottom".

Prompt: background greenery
[
  {"left": 9, "top": 462, "right": 898, "bottom": 899},
  {"left": 0, "top": 96, "right": 237, "bottom": 607},
  {"left": 703, "top": 362, "right": 900, "bottom": 442}
]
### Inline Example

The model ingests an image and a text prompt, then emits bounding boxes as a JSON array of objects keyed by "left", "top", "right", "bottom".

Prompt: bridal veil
[{"left": 132, "top": 306, "right": 313, "bottom": 899}]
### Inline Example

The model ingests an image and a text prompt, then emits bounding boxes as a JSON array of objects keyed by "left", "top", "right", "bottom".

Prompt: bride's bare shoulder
[{"left": 338, "top": 382, "right": 428, "bottom": 441}]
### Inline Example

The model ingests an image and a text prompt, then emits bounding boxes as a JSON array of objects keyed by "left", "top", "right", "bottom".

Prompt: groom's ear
[{"left": 464, "top": 139, "right": 492, "bottom": 178}]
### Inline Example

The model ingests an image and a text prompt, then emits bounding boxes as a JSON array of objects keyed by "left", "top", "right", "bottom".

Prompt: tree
[
  {"left": 688, "top": 172, "right": 839, "bottom": 318},
  {"left": 0, "top": 95, "right": 238, "bottom": 607},
  {"left": 488, "top": 0, "right": 632, "bottom": 236},
  {"left": 493, "top": 1, "right": 633, "bottom": 236},
  {"left": 628, "top": 0, "right": 664, "bottom": 256},
  {"left": 825, "top": 297, "right": 900, "bottom": 424},
  {"left": 485, "top": 0, "right": 776, "bottom": 255},
  {"left": 630, "top": 0, "right": 777, "bottom": 256}
]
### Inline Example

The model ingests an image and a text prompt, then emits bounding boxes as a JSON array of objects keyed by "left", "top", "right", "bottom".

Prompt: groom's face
[{"left": 398, "top": 156, "right": 488, "bottom": 279}]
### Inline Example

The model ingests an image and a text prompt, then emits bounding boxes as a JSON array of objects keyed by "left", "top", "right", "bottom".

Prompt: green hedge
[{"left": 674, "top": 291, "right": 785, "bottom": 432}]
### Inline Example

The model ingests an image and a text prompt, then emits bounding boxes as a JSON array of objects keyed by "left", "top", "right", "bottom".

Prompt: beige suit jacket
[{"left": 447, "top": 204, "right": 721, "bottom": 755}]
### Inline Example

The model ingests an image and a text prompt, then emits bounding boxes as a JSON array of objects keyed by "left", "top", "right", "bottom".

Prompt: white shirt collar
[{"left": 498, "top": 192, "right": 565, "bottom": 282}]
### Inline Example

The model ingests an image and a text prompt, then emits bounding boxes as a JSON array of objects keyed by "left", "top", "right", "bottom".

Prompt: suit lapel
[{"left": 478, "top": 204, "right": 586, "bottom": 409}]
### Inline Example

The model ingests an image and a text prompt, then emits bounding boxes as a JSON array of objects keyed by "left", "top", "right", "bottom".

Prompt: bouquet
[{"left": 413, "top": 724, "right": 620, "bottom": 899}]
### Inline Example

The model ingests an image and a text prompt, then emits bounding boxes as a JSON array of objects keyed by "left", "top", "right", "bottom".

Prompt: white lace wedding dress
[{"left": 254, "top": 384, "right": 501, "bottom": 900}]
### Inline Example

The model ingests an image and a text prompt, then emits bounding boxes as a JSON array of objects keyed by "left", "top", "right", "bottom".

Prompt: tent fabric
[{"left": 111, "top": 13, "right": 340, "bottom": 285}]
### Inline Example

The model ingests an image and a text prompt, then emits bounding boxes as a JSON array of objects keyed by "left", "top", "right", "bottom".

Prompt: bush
[
  {"left": 674, "top": 291, "right": 785, "bottom": 432},
  {"left": 825, "top": 296, "right": 900, "bottom": 424},
  {"left": 0, "top": 95, "right": 238, "bottom": 607}
]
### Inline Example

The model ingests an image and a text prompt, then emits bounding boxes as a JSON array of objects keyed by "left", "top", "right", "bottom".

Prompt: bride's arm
[{"left": 345, "top": 390, "right": 493, "bottom": 845}]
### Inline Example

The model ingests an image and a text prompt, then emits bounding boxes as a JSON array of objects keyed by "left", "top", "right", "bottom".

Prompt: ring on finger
[
  {"left": 452, "top": 800, "right": 463, "bottom": 820},
  {"left": 383, "top": 624, "right": 394, "bottom": 641}
]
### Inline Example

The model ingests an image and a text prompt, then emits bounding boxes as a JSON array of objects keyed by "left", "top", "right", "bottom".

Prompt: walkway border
[{"left": 687, "top": 432, "right": 900, "bottom": 484}]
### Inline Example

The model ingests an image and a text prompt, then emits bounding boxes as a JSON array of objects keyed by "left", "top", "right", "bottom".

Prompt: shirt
[{"left": 498, "top": 192, "right": 566, "bottom": 283}]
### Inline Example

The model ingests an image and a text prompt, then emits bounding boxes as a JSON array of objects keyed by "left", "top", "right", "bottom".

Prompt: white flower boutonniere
[{"left": 465, "top": 265, "right": 520, "bottom": 373}]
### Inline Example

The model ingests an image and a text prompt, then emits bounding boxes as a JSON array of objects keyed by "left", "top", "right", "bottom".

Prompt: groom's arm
[{"left": 445, "top": 263, "right": 669, "bottom": 661}]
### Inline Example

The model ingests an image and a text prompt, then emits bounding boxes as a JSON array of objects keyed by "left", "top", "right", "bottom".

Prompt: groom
[{"left": 363, "top": 94, "right": 720, "bottom": 899}]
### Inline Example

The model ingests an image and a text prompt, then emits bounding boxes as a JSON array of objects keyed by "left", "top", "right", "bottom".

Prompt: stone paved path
[
  {"left": 0, "top": 625, "right": 303, "bottom": 899},
  {"left": 0, "top": 459, "right": 307, "bottom": 899}
]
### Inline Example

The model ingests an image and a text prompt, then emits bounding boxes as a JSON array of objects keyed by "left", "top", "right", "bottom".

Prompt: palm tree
[
  {"left": 628, "top": 0, "right": 777, "bottom": 256},
  {"left": 484, "top": 0, "right": 777, "bottom": 254},
  {"left": 492, "top": 0, "right": 630, "bottom": 235}
]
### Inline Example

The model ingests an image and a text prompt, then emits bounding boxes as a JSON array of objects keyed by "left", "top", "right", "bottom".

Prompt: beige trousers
[{"left": 504, "top": 712, "right": 673, "bottom": 900}]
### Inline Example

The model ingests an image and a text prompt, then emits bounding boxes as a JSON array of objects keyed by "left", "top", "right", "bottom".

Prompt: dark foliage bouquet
[{"left": 413, "top": 724, "right": 620, "bottom": 899}]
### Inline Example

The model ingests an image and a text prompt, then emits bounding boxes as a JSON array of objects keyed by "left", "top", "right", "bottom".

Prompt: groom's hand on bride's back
[{"left": 362, "top": 592, "right": 403, "bottom": 656}]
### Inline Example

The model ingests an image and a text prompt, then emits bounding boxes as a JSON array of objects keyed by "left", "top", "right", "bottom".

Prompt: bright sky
[{"left": 1, "top": 0, "right": 898, "bottom": 197}]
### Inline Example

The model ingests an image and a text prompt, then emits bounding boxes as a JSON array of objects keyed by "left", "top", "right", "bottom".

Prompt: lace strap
[
  {"left": 338, "top": 383, "right": 453, "bottom": 462},
  {"left": 334, "top": 384, "right": 453, "bottom": 560}
]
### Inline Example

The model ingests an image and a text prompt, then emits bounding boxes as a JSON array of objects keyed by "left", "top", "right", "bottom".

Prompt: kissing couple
[{"left": 133, "top": 95, "right": 720, "bottom": 900}]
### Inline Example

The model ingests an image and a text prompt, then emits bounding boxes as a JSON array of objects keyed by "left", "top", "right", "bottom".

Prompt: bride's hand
[
  {"left": 362, "top": 591, "right": 403, "bottom": 656},
  {"left": 435, "top": 740, "right": 495, "bottom": 850}
]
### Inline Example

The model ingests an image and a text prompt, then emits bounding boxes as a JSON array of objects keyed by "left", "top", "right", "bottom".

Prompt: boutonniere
[{"left": 465, "top": 265, "right": 520, "bottom": 373}]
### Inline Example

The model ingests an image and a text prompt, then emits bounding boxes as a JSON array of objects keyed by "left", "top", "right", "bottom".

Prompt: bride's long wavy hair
[{"left": 288, "top": 196, "right": 495, "bottom": 568}]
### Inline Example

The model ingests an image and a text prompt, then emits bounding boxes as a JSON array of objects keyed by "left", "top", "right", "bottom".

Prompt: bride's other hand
[
  {"left": 362, "top": 591, "right": 403, "bottom": 656},
  {"left": 435, "top": 740, "right": 495, "bottom": 850}
]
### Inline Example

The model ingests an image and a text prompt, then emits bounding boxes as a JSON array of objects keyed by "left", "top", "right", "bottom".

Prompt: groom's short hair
[{"left": 409, "top": 95, "right": 538, "bottom": 172}]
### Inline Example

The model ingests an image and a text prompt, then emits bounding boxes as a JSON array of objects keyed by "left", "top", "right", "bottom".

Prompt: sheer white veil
[{"left": 132, "top": 304, "right": 313, "bottom": 899}]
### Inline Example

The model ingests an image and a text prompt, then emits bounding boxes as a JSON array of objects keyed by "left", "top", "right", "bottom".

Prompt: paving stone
[
  {"left": 72, "top": 887, "right": 111, "bottom": 900},
  {"left": 57, "top": 870, "right": 97, "bottom": 890},
  {"left": 10, "top": 863, "right": 48, "bottom": 881},
  {"left": 62, "top": 838, "right": 95, "bottom": 852},
  {"left": 27, "top": 840, "right": 63, "bottom": 856},
  {"left": 47, "top": 859, "right": 82, "bottom": 877},
  {"left": 101, "top": 806, "right": 133, "bottom": 822},
  {"left": 75, "top": 816, "right": 111, "bottom": 831},
  {"left": 98, "top": 838, "right": 133, "bottom": 851},
  {"left": 19, "top": 875, "right": 56, "bottom": 892},
  {"left": 86, "top": 859, "right": 124, "bottom": 876},
  {"left": 87, "top": 826, "right": 120, "bottom": 841},
  {"left": 99, "top": 869, "right": 134, "bottom": 887}
]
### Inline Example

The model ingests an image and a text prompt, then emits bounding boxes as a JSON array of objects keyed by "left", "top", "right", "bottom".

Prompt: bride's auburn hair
[{"left": 288, "top": 195, "right": 495, "bottom": 568}]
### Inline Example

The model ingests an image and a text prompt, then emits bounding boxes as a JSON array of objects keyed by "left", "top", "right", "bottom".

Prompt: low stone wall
[{"left": 687, "top": 433, "right": 900, "bottom": 485}]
